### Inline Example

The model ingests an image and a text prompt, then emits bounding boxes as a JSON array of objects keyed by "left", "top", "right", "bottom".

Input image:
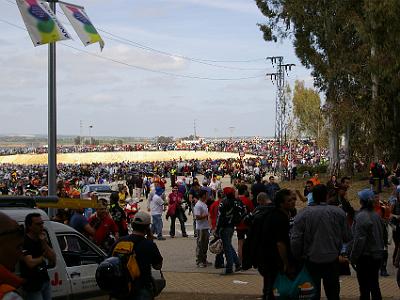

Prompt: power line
[
  {"left": 0, "top": 18, "right": 266, "bottom": 81},
  {"left": 92, "top": 29, "right": 267, "bottom": 71},
  {"left": 2, "top": 0, "right": 267, "bottom": 69}
]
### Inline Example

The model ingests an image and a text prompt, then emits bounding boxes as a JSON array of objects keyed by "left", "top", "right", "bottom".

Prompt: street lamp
[{"left": 89, "top": 125, "right": 93, "bottom": 145}]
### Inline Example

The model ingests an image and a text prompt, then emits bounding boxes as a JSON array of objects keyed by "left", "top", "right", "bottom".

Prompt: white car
[{"left": 80, "top": 184, "right": 113, "bottom": 201}]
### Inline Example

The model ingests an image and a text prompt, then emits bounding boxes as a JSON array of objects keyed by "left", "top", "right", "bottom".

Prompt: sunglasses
[{"left": 0, "top": 224, "right": 24, "bottom": 237}]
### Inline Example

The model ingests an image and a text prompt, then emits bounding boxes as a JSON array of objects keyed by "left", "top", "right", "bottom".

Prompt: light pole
[
  {"left": 193, "top": 119, "right": 197, "bottom": 140},
  {"left": 47, "top": 0, "right": 57, "bottom": 218},
  {"left": 89, "top": 125, "right": 93, "bottom": 145},
  {"left": 79, "top": 120, "right": 83, "bottom": 145}
]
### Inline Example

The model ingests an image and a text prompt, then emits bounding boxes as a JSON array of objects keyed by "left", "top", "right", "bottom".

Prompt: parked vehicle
[
  {"left": 80, "top": 184, "right": 113, "bottom": 202},
  {"left": 0, "top": 197, "right": 165, "bottom": 299}
]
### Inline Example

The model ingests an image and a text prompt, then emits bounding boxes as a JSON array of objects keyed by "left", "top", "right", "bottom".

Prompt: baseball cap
[
  {"left": 132, "top": 211, "right": 151, "bottom": 225},
  {"left": 223, "top": 187, "right": 235, "bottom": 197},
  {"left": 357, "top": 189, "right": 375, "bottom": 204}
]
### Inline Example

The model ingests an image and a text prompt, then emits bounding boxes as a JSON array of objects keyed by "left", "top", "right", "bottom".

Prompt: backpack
[
  {"left": 96, "top": 240, "right": 140, "bottom": 299},
  {"left": 231, "top": 198, "right": 247, "bottom": 225}
]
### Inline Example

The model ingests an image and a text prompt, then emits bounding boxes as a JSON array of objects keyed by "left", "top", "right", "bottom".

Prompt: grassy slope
[{"left": 280, "top": 175, "right": 392, "bottom": 210}]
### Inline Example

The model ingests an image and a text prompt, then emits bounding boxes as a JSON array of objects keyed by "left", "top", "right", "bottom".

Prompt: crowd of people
[
  {"left": 0, "top": 155, "right": 296, "bottom": 200},
  {"left": 184, "top": 173, "right": 400, "bottom": 300},
  {"left": 0, "top": 138, "right": 328, "bottom": 167},
  {"left": 1, "top": 153, "right": 400, "bottom": 299}
]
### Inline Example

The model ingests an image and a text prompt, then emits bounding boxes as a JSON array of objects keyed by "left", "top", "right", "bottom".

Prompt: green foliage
[
  {"left": 296, "top": 164, "right": 328, "bottom": 176},
  {"left": 157, "top": 136, "right": 174, "bottom": 144},
  {"left": 255, "top": 0, "right": 400, "bottom": 165},
  {"left": 73, "top": 136, "right": 81, "bottom": 145},
  {"left": 292, "top": 81, "right": 325, "bottom": 143}
]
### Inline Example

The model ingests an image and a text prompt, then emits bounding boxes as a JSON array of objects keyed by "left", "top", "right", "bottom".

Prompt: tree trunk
[
  {"left": 391, "top": 99, "right": 400, "bottom": 167},
  {"left": 343, "top": 123, "right": 353, "bottom": 175},
  {"left": 328, "top": 122, "right": 339, "bottom": 176}
]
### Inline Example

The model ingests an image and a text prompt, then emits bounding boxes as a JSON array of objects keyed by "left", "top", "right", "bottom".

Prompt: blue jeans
[
  {"left": 25, "top": 280, "right": 51, "bottom": 300},
  {"left": 220, "top": 227, "right": 240, "bottom": 272},
  {"left": 215, "top": 252, "right": 225, "bottom": 268},
  {"left": 306, "top": 260, "right": 340, "bottom": 300},
  {"left": 151, "top": 214, "right": 163, "bottom": 238}
]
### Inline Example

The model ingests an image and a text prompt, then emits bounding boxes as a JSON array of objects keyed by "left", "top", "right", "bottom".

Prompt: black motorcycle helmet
[{"left": 96, "top": 257, "right": 129, "bottom": 296}]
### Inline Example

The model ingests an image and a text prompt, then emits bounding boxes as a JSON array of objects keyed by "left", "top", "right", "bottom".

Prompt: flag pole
[{"left": 48, "top": 0, "right": 57, "bottom": 218}]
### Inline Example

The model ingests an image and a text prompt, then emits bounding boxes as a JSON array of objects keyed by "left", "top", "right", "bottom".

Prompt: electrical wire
[
  {"left": 0, "top": 18, "right": 267, "bottom": 81},
  {"left": 2, "top": 0, "right": 267, "bottom": 69}
]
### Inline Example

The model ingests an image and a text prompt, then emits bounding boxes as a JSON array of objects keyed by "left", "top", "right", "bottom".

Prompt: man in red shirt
[
  {"left": 89, "top": 200, "right": 119, "bottom": 251},
  {"left": 167, "top": 185, "right": 187, "bottom": 238},
  {"left": 209, "top": 190, "right": 224, "bottom": 268},
  {"left": 236, "top": 185, "right": 254, "bottom": 264}
]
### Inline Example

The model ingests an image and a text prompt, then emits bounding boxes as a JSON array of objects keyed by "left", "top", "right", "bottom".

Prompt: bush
[{"left": 296, "top": 164, "right": 328, "bottom": 177}]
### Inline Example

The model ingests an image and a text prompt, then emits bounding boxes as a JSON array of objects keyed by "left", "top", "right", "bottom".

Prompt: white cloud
[
  {"left": 0, "top": 0, "right": 308, "bottom": 138},
  {"left": 161, "top": 0, "right": 259, "bottom": 14}
]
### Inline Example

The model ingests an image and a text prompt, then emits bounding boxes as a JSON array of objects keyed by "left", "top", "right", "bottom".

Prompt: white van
[{"left": 2, "top": 204, "right": 165, "bottom": 299}]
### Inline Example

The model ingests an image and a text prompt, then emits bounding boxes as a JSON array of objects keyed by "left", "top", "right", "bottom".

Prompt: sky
[{"left": 0, "top": 0, "right": 314, "bottom": 138}]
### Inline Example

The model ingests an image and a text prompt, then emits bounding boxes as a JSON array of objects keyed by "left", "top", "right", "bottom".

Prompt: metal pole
[
  {"left": 89, "top": 125, "right": 93, "bottom": 145},
  {"left": 193, "top": 119, "right": 197, "bottom": 140},
  {"left": 48, "top": 0, "right": 57, "bottom": 217}
]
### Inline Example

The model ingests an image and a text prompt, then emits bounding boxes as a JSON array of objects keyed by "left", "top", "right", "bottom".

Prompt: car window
[
  {"left": 57, "top": 234, "right": 102, "bottom": 267},
  {"left": 92, "top": 185, "right": 111, "bottom": 192}
]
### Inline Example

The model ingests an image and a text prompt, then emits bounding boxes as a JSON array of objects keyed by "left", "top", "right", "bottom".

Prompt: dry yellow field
[{"left": 0, "top": 151, "right": 256, "bottom": 165}]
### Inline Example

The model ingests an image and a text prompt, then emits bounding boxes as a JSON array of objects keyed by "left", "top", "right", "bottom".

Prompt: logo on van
[{"left": 51, "top": 272, "right": 63, "bottom": 286}]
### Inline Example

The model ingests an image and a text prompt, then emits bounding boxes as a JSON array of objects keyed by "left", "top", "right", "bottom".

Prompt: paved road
[{"left": 92, "top": 175, "right": 400, "bottom": 299}]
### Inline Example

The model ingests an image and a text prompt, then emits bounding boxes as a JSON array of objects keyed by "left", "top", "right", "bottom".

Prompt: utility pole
[
  {"left": 79, "top": 120, "right": 83, "bottom": 145},
  {"left": 266, "top": 56, "right": 295, "bottom": 176},
  {"left": 89, "top": 125, "right": 93, "bottom": 145},
  {"left": 193, "top": 119, "right": 197, "bottom": 140},
  {"left": 48, "top": 0, "right": 57, "bottom": 218}
]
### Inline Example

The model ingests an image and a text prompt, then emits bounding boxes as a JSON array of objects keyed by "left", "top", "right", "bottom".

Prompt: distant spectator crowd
[{"left": 0, "top": 138, "right": 328, "bottom": 165}]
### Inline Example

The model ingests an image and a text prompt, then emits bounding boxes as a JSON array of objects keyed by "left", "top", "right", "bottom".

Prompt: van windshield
[{"left": 90, "top": 185, "right": 112, "bottom": 193}]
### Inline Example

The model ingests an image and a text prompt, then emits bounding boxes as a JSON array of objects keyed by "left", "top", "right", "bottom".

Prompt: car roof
[
  {"left": 50, "top": 221, "right": 78, "bottom": 234},
  {"left": 0, "top": 207, "right": 49, "bottom": 223},
  {"left": 85, "top": 184, "right": 111, "bottom": 189}
]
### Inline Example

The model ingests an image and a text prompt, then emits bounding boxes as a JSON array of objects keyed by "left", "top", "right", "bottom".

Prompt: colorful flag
[
  {"left": 16, "top": 0, "right": 71, "bottom": 46},
  {"left": 59, "top": 2, "right": 105, "bottom": 51}
]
